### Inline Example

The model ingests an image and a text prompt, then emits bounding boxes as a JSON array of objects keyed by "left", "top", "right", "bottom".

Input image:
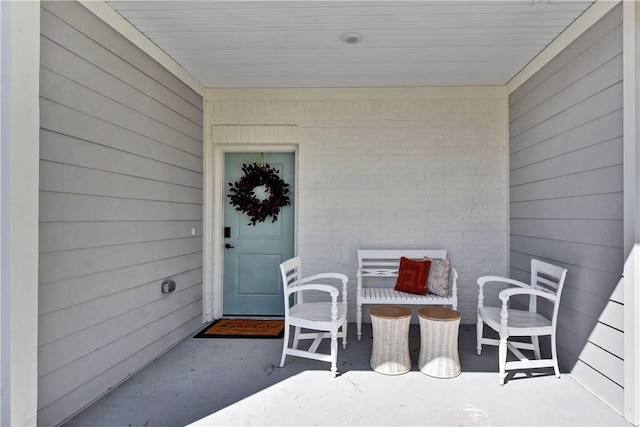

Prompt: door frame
[{"left": 204, "top": 144, "right": 298, "bottom": 321}]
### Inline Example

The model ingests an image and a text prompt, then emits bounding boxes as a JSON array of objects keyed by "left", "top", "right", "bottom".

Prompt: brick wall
[{"left": 206, "top": 88, "right": 508, "bottom": 323}]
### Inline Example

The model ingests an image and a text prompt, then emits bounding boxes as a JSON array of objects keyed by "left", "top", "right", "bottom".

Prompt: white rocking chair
[
  {"left": 477, "top": 259, "right": 568, "bottom": 385},
  {"left": 279, "top": 257, "right": 348, "bottom": 377}
]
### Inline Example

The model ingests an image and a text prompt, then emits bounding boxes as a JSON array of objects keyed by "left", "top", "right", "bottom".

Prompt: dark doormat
[{"left": 194, "top": 319, "right": 285, "bottom": 339}]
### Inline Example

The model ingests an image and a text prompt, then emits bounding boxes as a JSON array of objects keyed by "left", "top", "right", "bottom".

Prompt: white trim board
[
  {"left": 623, "top": 1, "right": 640, "bottom": 424},
  {"left": 507, "top": 0, "right": 621, "bottom": 94},
  {"left": 79, "top": 0, "right": 205, "bottom": 96},
  {"left": 206, "top": 86, "right": 507, "bottom": 101},
  {"left": 1, "top": 2, "right": 40, "bottom": 425}
]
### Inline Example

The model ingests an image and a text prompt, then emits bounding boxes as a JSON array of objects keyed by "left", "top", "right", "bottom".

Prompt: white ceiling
[{"left": 106, "top": 1, "right": 596, "bottom": 88}]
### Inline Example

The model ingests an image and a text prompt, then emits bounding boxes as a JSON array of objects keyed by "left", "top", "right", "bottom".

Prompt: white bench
[{"left": 356, "top": 249, "right": 458, "bottom": 341}]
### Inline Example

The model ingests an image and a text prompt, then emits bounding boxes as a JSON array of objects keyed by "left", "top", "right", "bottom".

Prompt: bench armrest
[{"left": 450, "top": 267, "right": 458, "bottom": 301}]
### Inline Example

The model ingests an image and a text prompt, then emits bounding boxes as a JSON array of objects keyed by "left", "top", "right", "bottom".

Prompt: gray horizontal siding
[
  {"left": 40, "top": 161, "right": 202, "bottom": 203},
  {"left": 40, "top": 37, "right": 202, "bottom": 139},
  {"left": 40, "top": 130, "right": 202, "bottom": 187},
  {"left": 40, "top": 101, "right": 202, "bottom": 172},
  {"left": 39, "top": 317, "right": 199, "bottom": 427},
  {"left": 40, "top": 192, "right": 202, "bottom": 222},
  {"left": 40, "top": 252, "right": 203, "bottom": 315},
  {"left": 39, "top": 267, "right": 202, "bottom": 350},
  {"left": 510, "top": 109, "right": 622, "bottom": 170},
  {"left": 38, "top": 2, "right": 204, "bottom": 426},
  {"left": 40, "top": 68, "right": 202, "bottom": 156},
  {"left": 510, "top": 250, "right": 621, "bottom": 298},
  {"left": 38, "top": 275, "right": 203, "bottom": 376},
  {"left": 39, "top": 221, "right": 202, "bottom": 253},
  {"left": 39, "top": 237, "right": 202, "bottom": 284},
  {"left": 510, "top": 4, "right": 623, "bottom": 107},
  {"left": 41, "top": 1, "right": 203, "bottom": 111},
  {"left": 508, "top": 5, "right": 623, "bottom": 413},
  {"left": 511, "top": 218, "right": 622, "bottom": 248}
]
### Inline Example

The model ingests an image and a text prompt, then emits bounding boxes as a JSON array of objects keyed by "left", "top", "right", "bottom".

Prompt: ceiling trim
[
  {"left": 205, "top": 86, "right": 507, "bottom": 101},
  {"left": 79, "top": 0, "right": 206, "bottom": 96},
  {"left": 506, "top": 0, "right": 620, "bottom": 94}
]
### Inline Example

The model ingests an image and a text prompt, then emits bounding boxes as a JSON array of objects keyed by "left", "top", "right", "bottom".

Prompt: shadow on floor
[{"left": 63, "top": 324, "right": 630, "bottom": 427}]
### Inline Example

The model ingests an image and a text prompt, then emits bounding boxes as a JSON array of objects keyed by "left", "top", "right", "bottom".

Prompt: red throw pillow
[{"left": 394, "top": 257, "right": 432, "bottom": 295}]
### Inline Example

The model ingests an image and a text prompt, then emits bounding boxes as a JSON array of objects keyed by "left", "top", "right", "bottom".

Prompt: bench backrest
[{"left": 357, "top": 249, "right": 447, "bottom": 277}]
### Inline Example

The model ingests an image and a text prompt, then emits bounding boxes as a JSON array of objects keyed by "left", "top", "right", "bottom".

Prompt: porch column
[
  {"left": 623, "top": 0, "right": 640, "bottom": 424},
  {"left": 0, "top": 1, "right": 40, "bottom": 426}
]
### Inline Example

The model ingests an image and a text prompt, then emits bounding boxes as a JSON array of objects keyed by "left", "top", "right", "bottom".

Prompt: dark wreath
[{"left": 228, "top": 162, "right": 291, "bottom": 226}]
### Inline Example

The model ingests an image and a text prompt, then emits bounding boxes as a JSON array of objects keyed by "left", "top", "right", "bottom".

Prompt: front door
[{"left": 223, "top": 152, "right": 295, "bottom": 316}]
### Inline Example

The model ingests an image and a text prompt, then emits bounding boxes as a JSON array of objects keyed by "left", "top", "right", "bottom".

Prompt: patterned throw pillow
[
  {"left": 426, "top": 258, "right": 451, "bottom": 297},
  {"left": 394, "top": 257, "right": 432, "bottom": 295}
]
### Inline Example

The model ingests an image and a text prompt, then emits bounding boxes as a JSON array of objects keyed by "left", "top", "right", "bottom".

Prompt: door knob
[{"left": 225, "top": 243, "right": 234, "bottom": 249}]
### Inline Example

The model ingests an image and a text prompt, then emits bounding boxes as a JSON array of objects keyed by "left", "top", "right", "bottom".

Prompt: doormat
[{"left": 193, "top": 319, "right": 285, "bottom": 339}]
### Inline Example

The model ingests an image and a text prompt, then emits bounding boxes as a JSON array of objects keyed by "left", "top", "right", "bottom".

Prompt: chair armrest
[
  {"left": 298, "top": 273, "right": 348, "bottom": 285},
  {"left": 298, "top": 273, "right": 348, "bottom": 302},
  {"left": 477, "top": 275, "right": 529, "bottom": 310},
  {"left": 499, "top": 287, "right": 556, "bottom": 304},
  {"left": 288, "top": 283, "right": 340, "bottom": 298},
  {"left": 477, "top": 276, "right": 530, "bottom": 289}
]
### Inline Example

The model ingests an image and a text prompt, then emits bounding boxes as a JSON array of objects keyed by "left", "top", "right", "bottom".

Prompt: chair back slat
[
  {"left": 535, "top": 275, "right": 560, "bottom": 292},
  {"left": 528, "top": 259, "right": 568, "bottom": 318},
  {"left": 531, "top": 259, "right": 567, "bottom": 294},
  {"left": 280, "top": 257, "right": 303, "bottom": 304}
]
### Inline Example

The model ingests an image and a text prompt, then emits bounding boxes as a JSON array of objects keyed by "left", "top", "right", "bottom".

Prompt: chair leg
[
  {"left": 292, "top": 326, "right": 301, "bottom": 349},
  {"left": 341, "top": 319, "right": 347, "bottom": 350},
  {"left": 551, "top": 333, "right": 561, "bottom": 378},
  {"left": 532, "top": 336, "right": 541, "bottom": 360},
  {"left": 279, "top": 325, "right": 289, "bottom": 368},
  {"left": 330, "top": 328, "right": 338, "bottom": 378},
  {"left": 499, "top": 336, "right": 507, "bottom": 386},
  {"left": 357, "top": 304, "right": 362, "bottom": 341},
  {"left": 476, "top": 315, "right": 483, "bottom": 356}
]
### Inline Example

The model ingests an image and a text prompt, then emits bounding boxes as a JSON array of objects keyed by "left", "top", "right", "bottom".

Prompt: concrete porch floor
[{"left": 64, "top": 323, "right": 631, "bottom": 427}]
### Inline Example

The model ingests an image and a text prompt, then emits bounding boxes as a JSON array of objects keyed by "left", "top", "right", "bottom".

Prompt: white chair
[
  {"left": 477, "top": 259, "right": 568, "bottom": 385},
  {"left": 279, "top": 257, "right": 348, "bottom": 377}
]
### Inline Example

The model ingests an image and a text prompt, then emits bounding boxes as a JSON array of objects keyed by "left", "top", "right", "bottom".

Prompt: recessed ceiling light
[{"left": 340, "top": 32, "right": 363, "bottom": 44}]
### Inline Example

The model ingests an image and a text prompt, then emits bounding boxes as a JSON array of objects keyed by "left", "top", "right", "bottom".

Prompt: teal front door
[{"left": 223, "top": 152, "right": 295, "bottom": 316}]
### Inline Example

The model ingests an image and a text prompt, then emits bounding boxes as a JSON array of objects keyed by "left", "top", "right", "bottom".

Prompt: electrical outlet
[{"left": 161, "top": 279, "right": 176, "bottom": 293}]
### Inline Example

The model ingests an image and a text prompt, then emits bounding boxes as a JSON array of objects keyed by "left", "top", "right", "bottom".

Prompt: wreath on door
[{"left": 228, "top": 162, "right": 291, "bottom": 226}]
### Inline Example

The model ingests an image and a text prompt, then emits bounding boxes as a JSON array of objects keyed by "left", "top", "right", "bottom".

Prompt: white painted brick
[{"left": 209, "top": 92, "right": 507, "bottom": 322}]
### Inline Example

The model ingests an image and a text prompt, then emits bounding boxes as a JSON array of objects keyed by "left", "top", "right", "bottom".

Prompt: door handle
[{"left": 225, "top": 243, "right": 234, "bottom": 249}]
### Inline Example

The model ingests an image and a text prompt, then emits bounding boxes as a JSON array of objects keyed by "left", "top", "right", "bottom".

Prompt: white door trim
[{"left": 204, "top": 142, "right": 298, "bottom": 321}]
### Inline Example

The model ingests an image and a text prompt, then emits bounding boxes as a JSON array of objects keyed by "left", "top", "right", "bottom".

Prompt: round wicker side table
[
  {"left": 418, "top": 307, "right": 461, "bottom": 378},
  {"left": 370, "top": 306, "right": 412, "bottom": 375}
]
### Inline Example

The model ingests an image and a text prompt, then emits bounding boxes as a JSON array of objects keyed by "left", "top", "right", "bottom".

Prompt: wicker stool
[
  {"left": 418, "top": 307, "right": 461, "bottom": 378},
  {"left": 370, "top": 306, "right": 412, "bottom": 375}
]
